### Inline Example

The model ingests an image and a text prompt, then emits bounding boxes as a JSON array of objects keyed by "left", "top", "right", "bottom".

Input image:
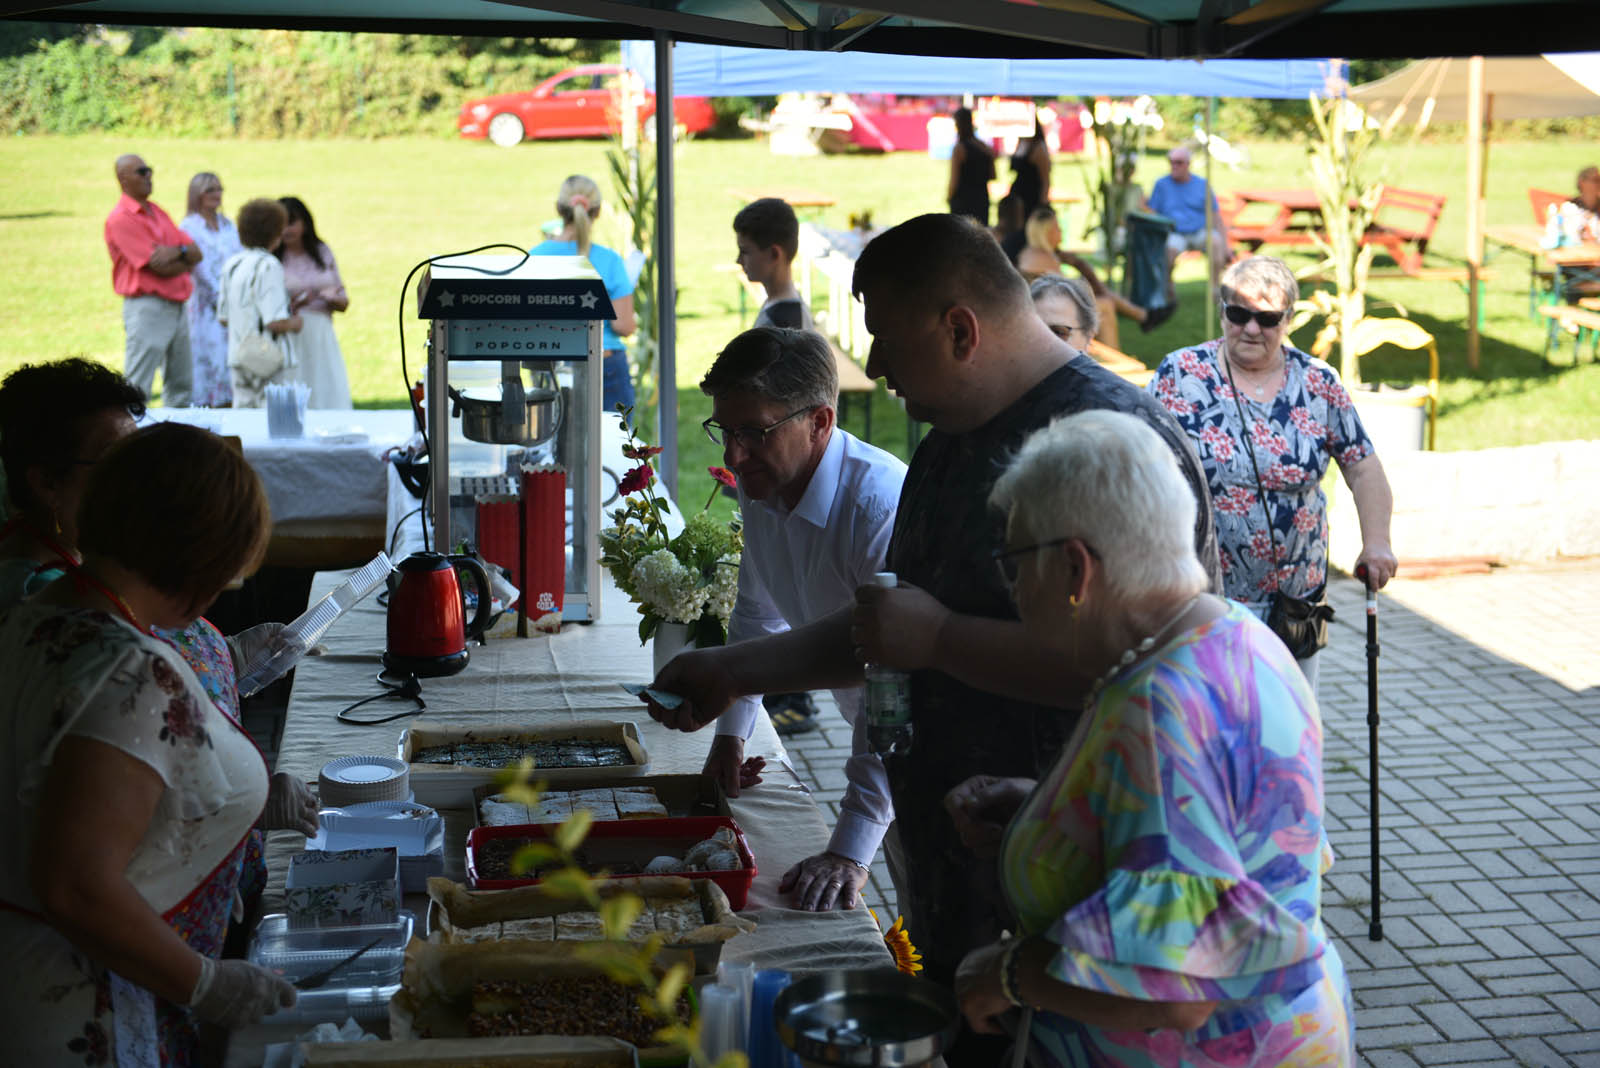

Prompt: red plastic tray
[{"left": 465, "top": 815, "right": 756, "bottom": 910}]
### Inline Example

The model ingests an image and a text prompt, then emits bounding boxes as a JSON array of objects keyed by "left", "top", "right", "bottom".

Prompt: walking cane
[{"left": 1354, "top": 564, "right": 1383, "bottom": 942}]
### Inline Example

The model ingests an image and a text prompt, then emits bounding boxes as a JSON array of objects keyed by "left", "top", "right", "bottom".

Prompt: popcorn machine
[{"left": 416, "top": 254, "right": 612, "bottom": 624}]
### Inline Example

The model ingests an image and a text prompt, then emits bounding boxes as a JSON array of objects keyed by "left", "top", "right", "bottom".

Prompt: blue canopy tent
[{"left": 620, "top": 41, "right": 1343, "bottom": 99}]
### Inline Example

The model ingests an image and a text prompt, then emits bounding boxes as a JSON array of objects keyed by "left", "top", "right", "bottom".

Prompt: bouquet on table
[{"left": 598, "top": 409, "right": 743, "bottom": 646}]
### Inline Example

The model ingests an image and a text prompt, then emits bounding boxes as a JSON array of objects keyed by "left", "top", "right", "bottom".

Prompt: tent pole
[
  {"left": 1465, "top": 55, "right": 1484, "bottom": 371},
  {"left": 654, "top": 32, "right": 679, "bottom": 497},
  {"left": 1205, "top": 96, "right": 1216, "bottom": 342}
]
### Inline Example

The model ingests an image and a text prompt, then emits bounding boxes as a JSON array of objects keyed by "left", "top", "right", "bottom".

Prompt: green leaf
[
  {"left": 555, "top": 808, "right": 594, "bottom": 854},
  {"left": 510, "top": 842, "right": 560, "bottom": 874},
  {"left": 655, "top": 960, "right": 691, "bottom": 1013},
  {"left": 598, "top": 894, "right": 645, "bottom": 940},
  {"left": 539, "top": 866, "right": 597, "bottom": 903}
]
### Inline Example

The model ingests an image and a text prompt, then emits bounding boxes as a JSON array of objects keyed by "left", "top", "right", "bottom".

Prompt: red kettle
[{"left": 383, "top": 551, "right": 492, "bottom": 678}]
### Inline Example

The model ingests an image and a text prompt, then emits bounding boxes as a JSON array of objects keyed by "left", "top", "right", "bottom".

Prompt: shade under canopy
[{"left": 1350, "top": 53, "right": 1600, "bottom": 122}]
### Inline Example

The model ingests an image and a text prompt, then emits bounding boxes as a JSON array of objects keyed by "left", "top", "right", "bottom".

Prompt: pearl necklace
[{"left": 1084, "top": 594, "right": 1203, "bottom": 706}]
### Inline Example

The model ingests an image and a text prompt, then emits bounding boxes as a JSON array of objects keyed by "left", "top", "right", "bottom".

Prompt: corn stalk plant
[
  {"left": 607, "top": 97, "right": 660, "bottom": 434},
  {"left": 1077, "top": 95, "right": 1164, "bottom": 288},
  {"left": 1293, "top": 95, "right": 1384, "bottom": 387}
]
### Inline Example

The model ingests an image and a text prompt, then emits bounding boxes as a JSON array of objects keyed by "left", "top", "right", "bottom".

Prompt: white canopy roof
[{"left": 1350, "top": 52, "right": 1600, "bottom": 122}]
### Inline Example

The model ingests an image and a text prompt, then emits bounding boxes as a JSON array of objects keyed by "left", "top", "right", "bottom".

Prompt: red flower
[
  {"left": 618, "top": 464, "right": 654, "bottom": 496},
  {"left": 622, "top": 444, "right": 664, "bottom": 461},
  {"left": 708, "top": 466, "right": 737, "bottom": 489}
]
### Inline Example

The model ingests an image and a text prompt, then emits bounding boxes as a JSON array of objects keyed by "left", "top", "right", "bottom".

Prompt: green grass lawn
[{"left": 1, "top": 133, "right": 1595, "bottom": 496}]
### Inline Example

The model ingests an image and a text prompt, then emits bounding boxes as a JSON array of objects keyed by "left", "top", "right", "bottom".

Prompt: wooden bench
[
  {"left": 1537, "top": 303, "right": 1600, "bottom": 364},
  {"left": 1361, "top": 186, "right": 1447, "bottom": 276},
  {"left": 828, "top": 338, "right": 878, "bottom": 443}
]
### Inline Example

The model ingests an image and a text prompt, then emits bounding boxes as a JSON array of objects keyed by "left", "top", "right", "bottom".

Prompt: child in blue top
[{"left": 530, "top": 174, "right": 638, "bottom": 412}]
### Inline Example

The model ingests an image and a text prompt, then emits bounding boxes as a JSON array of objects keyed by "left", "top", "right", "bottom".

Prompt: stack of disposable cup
[
  {"left": 699, "top": 983, "right": 742, "bottom": 1060},
  {"left": 748, "top": 969, "right": 794, "bottom": 1068},
  {"left": 717, "top": 960, "right": 755, "bottom": 1050}
]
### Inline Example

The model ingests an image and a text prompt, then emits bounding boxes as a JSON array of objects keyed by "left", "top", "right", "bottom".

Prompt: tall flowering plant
[{"left": 598, "top": 408, "right": 743, "bottom": 646}]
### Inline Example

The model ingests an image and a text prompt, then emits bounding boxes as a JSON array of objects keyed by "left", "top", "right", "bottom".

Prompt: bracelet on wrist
[{"left": 999, "top": 937, "right": 1029, "bottom": 1008}]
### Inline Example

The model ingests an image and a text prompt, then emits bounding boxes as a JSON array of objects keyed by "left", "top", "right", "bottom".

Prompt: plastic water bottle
[{"left": 864, "top": 572, "right": 914, "bottom": 757}]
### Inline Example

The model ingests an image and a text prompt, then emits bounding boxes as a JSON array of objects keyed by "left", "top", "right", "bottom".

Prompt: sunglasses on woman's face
[{"left": 1221, "top": 303, "right": 1286, "bottom": 329}]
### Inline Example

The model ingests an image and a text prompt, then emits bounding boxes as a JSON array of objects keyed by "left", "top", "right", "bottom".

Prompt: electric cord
[
  {"left": 395, "top": 242, "right": 537, "bottom": 555},
  {"left": 337, "top": 671, "right": 426, "bottom": 725}
]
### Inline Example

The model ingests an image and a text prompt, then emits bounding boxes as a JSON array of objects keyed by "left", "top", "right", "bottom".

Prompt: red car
[{"left": 457, "top": 64, "right": 716, "bottom": 147}]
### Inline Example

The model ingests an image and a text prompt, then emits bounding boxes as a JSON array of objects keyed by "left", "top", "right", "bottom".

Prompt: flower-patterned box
[{"left": 285, "top": 847, "right": 402, "bottom": 930}]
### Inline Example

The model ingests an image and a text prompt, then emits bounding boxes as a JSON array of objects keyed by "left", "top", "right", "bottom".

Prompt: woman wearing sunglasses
[
  {"left": 950, "top": 410, "right": 1353, "bottom": 1065},
  {"left": 1146, "top": 255, "right": 1396, "bottom": 690}
]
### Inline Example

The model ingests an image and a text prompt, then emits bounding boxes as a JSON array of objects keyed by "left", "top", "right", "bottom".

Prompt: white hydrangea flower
[
  {"left": 631, "top": 548, "right": 707, "bottom": 623},
  {"left": 705, "top": 555, "right": 741, "bottom": 626}
]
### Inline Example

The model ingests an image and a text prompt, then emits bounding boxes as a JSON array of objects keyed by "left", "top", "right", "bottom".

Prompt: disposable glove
[{"left": 188, "top": 955, "right": 297, "bottom": 1028}]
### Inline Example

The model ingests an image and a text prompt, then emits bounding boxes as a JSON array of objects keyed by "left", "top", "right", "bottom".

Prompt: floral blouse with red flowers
[
  {"left": 1148, "top": 339, "right": 1374, "bottom": 612},
  {"left": 0, "top": 602, "right": 268, "bottom": 1065}
]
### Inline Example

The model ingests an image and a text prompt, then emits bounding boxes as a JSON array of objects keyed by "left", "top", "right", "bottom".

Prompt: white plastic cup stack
[
  {"left": 266, "top": 381, "right": 311, "bottom": 438},
  {"left": 716, "top": 959, "right": 755, "bottom": 1049},
  {"left": 698, "top": 983, "right": 743, "bottom": 1059}
]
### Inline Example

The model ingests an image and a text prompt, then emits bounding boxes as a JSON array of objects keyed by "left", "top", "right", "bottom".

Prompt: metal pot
[
  {"left": 774, "top": 969, "right": 960, "bottom": 1067},
  {"left": 449, "top": 384, "right": 561, "bottom": 446}
]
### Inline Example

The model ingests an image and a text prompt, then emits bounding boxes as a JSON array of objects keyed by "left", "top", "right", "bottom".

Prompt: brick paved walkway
[{"left": 780, "top": 560, "right": 1600, "bottom": 1067}]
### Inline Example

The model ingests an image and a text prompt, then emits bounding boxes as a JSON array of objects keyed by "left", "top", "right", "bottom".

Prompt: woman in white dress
[
  {"left": 217, "top": 198, "right": 302, "bottom": 409},
  {"left": 277, "top": 196, "right": 353, "bottom": 409},
  {"left": 0, "top": 422, "right": 296, "bottom": 1064},
  {"left": 178, "top": 172, "right": 242, "bottom": 408}
]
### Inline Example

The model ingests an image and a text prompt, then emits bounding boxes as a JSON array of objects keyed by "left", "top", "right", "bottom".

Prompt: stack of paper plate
[{"left": 319, "top": 755, "right": 409, "bottom": 808}]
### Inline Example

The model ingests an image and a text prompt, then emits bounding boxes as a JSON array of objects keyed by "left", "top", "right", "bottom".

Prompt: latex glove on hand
[
  {"left": 779, "top": 852, "right": 870, "bottom": 911},
  {"left": 226, "top": 622, "right": 287, "bottom": 677},
  {"left": 188, "top": 956, "right": 297, "bottom": 1029},
  {"left": 261, "top": 772, "right": 320, "bottom": 836}
]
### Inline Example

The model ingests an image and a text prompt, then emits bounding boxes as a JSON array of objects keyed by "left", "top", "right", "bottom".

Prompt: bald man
[
  {"left": 1145, "top": 146, "right": 1231, "bottom": 306},
  {"left": 104, "top": 154, "right": 198, "bottom": 407}
]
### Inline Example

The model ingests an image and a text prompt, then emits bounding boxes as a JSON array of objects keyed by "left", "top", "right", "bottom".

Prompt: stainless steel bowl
[
  {"left": 774, "top": 969, "right": 959, "bottom": 1067},
  {"left": 450, "top": 385, "right": 561, "bottom": 445}
]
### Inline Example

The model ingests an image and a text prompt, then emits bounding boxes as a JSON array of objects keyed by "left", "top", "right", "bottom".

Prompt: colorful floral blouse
[
  {"left": 1000, "top": 605, "right": 1354, "bottom": 1066},
  {"left": 1148, "top": 340, "right": 1374, "bottom": 611}
]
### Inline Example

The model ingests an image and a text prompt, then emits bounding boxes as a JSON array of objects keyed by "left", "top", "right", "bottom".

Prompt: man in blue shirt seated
[{"left": 1145, "top": 147, "right": 1231, "bottom": 305}]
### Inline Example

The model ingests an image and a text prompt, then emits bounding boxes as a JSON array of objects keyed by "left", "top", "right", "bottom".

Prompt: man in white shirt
[{"left": 698, "top": 325, "right": 907, "bottom": 912}]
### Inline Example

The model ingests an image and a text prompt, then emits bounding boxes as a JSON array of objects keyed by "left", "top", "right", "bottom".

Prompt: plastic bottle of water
[{"left": 864, "top": 572, "right": 914, "bottom": 757}]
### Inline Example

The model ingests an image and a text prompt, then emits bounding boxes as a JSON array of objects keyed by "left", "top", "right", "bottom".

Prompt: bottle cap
[{"left": 872, "top": 572, "right": 897, "bottom": 589}]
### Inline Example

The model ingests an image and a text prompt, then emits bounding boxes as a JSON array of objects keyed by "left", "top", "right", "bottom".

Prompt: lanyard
[
  {"left": 70, "top": 567, "right": 149, "bottom": 635},
  {"left": 0, "top": 514, "right": 79, "bottom": 572}
]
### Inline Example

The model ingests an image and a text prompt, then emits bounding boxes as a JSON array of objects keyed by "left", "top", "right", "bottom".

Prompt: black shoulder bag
[{"left": 1221, "top": 347, "right": 1334, "bottom": 659}]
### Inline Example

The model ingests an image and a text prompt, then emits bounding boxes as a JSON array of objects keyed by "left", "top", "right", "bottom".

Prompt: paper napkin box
[{"left": 285, "top": 847, "right": 402, "bottom": 929}]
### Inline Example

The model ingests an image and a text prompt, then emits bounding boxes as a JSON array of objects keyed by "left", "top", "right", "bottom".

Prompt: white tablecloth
[
  {"left": 230, "top": 566, "right": 890, "bottom": 1060},
  {"left": 148, "top": 408, "right": 416, "bottom": 527}
]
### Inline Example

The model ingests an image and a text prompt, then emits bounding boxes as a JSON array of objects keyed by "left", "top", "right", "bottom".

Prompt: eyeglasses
[
  {"left": 134, "top": 166, "right": 152, "bottom": 177},
  {"left": 1221, "top": 303, "right": 1286, "bottom": 329},
  {"left": 702, "top": 406, "right": 813, "bottom": 449},
  {"left": 991, "top": 536, "right": 1094, "bottom": 588},
  {"left": 206, "top": 186, "right": 223, "bottom": 194}
]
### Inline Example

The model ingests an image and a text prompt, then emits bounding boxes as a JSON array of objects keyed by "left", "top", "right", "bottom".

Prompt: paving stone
[
  {"left": 1357, "top": 1021, "right": 1444, "bottom": 1047},
  {"left": 1416, "top": 1001, "right": 1492, "bottom": 1042},
  {"left": 1356, "top": 982, "right": 1441, "bottom": 1009},
  {"left": 1406, "top": 1038, "right": 1513, "bottom": 1065}
]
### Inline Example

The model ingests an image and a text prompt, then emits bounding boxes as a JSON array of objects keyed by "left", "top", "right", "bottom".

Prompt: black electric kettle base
[{"left": 383, "top": 648, "right": 470, "bottom": 679}]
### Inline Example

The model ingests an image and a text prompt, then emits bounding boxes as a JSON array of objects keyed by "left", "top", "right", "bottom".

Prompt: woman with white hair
[
  {"left": 1148, "top": 255, "right": 1395, "bottom": 689},
  {"left": 949, "top": 409, "right": 1353, "bottom": 1066},
  {"left": 530, "top": 174, "right": 639, "bottom": 411}
]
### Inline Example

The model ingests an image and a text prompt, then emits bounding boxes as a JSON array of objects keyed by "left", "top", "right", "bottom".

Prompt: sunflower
[{"left": 869, "top": 908, "right": 923, "bottom": 975}]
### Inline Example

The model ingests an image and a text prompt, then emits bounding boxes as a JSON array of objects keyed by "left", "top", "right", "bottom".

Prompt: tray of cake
[{"left": 397, "top": 719, "right": 648, "bottom": 808}]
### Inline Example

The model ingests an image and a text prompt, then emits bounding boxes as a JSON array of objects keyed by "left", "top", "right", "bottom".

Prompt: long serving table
[{"left": 229, "top": 566, "right": 891, "bottom": 1060}]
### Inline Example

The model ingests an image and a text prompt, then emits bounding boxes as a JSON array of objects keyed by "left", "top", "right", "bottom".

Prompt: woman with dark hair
[
  {"left": 218, "top": 198, "right": 302, "bottom": 408},
  {"left": 277, "top": 195, "right": 353, "bottom": 409},
  {"left": 1008, "top": 113, "right": 1052, "bottom": 221},
  {"left": 0, "top": 358, "right": 146, "bottom": 603},
  {"left": 0, "top": 423, "right": 303, "bottom": 1063},
  {"left": 947, "top": 106, "right": 996, "bottom": 226},
  {"left": 179, "top": 172, "right": 241, "bottom": 407}
]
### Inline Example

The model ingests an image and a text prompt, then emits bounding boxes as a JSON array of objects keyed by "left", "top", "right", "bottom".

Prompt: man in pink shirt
[{"left": 104, "top": 154, "right": 199, "bottom": 407}]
